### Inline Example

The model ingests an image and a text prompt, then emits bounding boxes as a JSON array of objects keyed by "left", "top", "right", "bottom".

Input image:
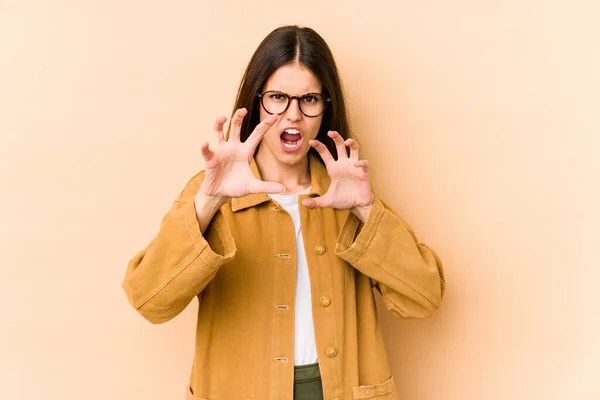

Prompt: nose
[{"left": 284, "top": 98, "right": 302, "bottom": 121}]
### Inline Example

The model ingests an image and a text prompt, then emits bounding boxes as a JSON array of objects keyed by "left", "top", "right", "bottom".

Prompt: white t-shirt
[{"left": 268, "top": 188, "right": 318, "bottom": 366}]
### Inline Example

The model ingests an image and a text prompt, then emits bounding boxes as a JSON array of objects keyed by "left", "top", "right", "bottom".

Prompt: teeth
[
  {"left": 284, "top": 129, "right": 300, "bottom": 135},
  {"left": 283, "top": 141, "right": 299, "bottom": 149}
]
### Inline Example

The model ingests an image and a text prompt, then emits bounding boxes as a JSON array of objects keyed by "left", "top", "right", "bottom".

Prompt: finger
[
  {"left": 302, "top": 194, "right": 332, "bottom": 209},
  {"left": 308, "top": 139, "right": 335, "bottom": 166},
  {"left": 328, "top": 131, "right": 347, "bottom": 159},
  {"left": 248, "top": 178, "right": 285, "bottom": 194},
  {"left": 246, "top": 114, "right": 278, "bottom": 149},
  {"left": 355, "top": 159, "right": 369, "bottom": 171},
  {"left": 200, "top": 142, "right": 215, "bottom": 162},
  {"left": 213, "top": 116, "right": 227, "bottom": 144},
  {"left": 345, "top": 138, "right": 359, "bottom": 162},
  {"left": 229, "top": 108, "right": 247, "bottom": 141}
]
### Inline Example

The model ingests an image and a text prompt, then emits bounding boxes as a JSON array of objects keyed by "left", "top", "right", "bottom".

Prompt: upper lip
[{"left": 280, "top": 126, "right": 303, "bottom": 136}]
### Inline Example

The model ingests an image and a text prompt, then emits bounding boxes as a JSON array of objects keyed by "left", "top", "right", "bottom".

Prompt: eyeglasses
[{"left": 257, "top": 90, "right": 331, "bottom": 118}]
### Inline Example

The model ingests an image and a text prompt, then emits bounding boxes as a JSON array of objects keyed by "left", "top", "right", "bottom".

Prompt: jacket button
[
  {"left": 326, "top": 346, "right": 338, "bottom": 358},
  {"left": 320, "top": 296, "right": 331, "bottom": 307},
  {"left": 314, "top": 245, "right": 326, "bottom": 255}
]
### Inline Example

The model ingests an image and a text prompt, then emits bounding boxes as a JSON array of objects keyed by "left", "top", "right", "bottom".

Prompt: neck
[{"left": 255, "top": 148, "right": 311, "bottom": 194}]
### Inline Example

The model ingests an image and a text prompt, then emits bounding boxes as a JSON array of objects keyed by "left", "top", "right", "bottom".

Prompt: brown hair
[{"left": 230, "top": 25, "right": 351, "bottom": 160}]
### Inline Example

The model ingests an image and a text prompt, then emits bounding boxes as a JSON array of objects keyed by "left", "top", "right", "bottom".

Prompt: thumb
[
  {"left": 302, "top": 196, "right": 328, "bottom": 209},
  {"left": 262, "top": 181, "right": 286, "bottom": 194},
  {"left": 249, "top": 179, "right": 285, "bottom": 194}
]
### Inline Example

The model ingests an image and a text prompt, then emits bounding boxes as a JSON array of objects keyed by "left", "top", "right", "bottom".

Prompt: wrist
[
  {"left": 350, "top": 196, "right": 374, "bottom": 224},
  {"left": 194, "top": 189, "right": 229, "bottom": 233},
  {"left": 195, "top": 188, "right": 230, "bottom": 210}
]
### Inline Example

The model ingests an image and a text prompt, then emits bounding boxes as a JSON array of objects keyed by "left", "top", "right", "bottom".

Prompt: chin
[{"left": 275, "top": 148, "right": 310, "bottom": 165}]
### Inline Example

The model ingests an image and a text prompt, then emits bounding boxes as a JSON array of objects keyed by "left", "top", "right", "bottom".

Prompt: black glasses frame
[{"left": 256, "top": 90, "right": 332, "bottom": 118}]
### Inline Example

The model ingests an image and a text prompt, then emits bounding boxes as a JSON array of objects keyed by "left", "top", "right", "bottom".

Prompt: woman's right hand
[{"left": 197, "top": 108, "right": 285, "bottom": 203}]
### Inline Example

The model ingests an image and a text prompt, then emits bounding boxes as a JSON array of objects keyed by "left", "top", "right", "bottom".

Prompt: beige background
[{"left": 1, "top": 1, "right": 599, "bottom": 399}]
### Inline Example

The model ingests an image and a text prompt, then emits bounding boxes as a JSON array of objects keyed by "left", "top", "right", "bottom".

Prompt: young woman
[{"left": 123, "top": 25, "right": 445, "bottom": 400}]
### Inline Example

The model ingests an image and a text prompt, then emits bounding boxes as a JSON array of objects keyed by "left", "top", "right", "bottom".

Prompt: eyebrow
[{"left": 263, "top": 90, "right": 322, "bottom": 95}]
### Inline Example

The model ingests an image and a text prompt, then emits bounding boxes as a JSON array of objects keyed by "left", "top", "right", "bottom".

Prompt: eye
[
  {"left": 302, "top": 95, "right": 320, "bottom": 104},
  {"left": 269, "top": 93, "right": 287, "bottom": 101}
]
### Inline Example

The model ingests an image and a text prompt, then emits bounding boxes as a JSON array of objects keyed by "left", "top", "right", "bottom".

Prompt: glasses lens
[
  {"left": 299, "top": 94, "right": 325, "bottom": 117},
  {"left": 262, "top": 91, "right": 289, "bottom": 115}
]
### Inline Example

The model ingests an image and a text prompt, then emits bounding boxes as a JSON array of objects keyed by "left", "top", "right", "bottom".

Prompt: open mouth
[{"left": 280, "top": 128, "right": 303, "bottom": 152}]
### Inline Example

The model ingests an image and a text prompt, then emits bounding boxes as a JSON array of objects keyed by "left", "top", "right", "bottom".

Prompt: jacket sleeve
[
  {"left": 122, "top": 172, "right": 236, "bottom": 324},
  {"left": 335, "top": 194, "right": 445, "bottom": 318}
]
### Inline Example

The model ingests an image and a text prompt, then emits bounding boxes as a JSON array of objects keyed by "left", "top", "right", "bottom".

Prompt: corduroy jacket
[{"left": 122, "top": 154, "right": 445, "bottom": 400}]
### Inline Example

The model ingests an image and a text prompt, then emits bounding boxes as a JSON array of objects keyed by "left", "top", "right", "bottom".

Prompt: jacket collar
[{"left": 231, "top": 153, "right": 330, "bottom": 212}]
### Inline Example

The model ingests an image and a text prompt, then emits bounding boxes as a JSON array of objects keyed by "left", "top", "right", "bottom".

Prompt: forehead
[{"left": 263, "top": 63, "right": 322, "bottom": 93}]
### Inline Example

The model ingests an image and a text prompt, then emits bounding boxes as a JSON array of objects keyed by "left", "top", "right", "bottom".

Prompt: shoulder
[{"left": 176, "top": 170, "right": 206, "bottom": 200}]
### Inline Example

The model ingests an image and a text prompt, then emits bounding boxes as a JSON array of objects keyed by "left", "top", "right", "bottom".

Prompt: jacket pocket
[
  {"left": 187, "top": 386, "right": 207, "bottom": 400},
  {"left": 352, "top": 376, "right": 398, "bottom": 399}
]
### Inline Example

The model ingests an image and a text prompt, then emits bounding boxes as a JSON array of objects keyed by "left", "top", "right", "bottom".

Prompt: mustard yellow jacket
[{"left": 122, "top": 154, "right": 445, "bottom": 400}]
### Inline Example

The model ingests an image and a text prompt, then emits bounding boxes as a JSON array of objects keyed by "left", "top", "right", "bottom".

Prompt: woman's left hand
[{"left": 302, "top": 131, "right": 374, "bottom": 222}]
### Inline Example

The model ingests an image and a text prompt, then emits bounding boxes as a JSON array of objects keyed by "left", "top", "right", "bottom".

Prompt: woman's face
[{"left": 257, "top": 63, "right": 324, "bottom": 166}]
